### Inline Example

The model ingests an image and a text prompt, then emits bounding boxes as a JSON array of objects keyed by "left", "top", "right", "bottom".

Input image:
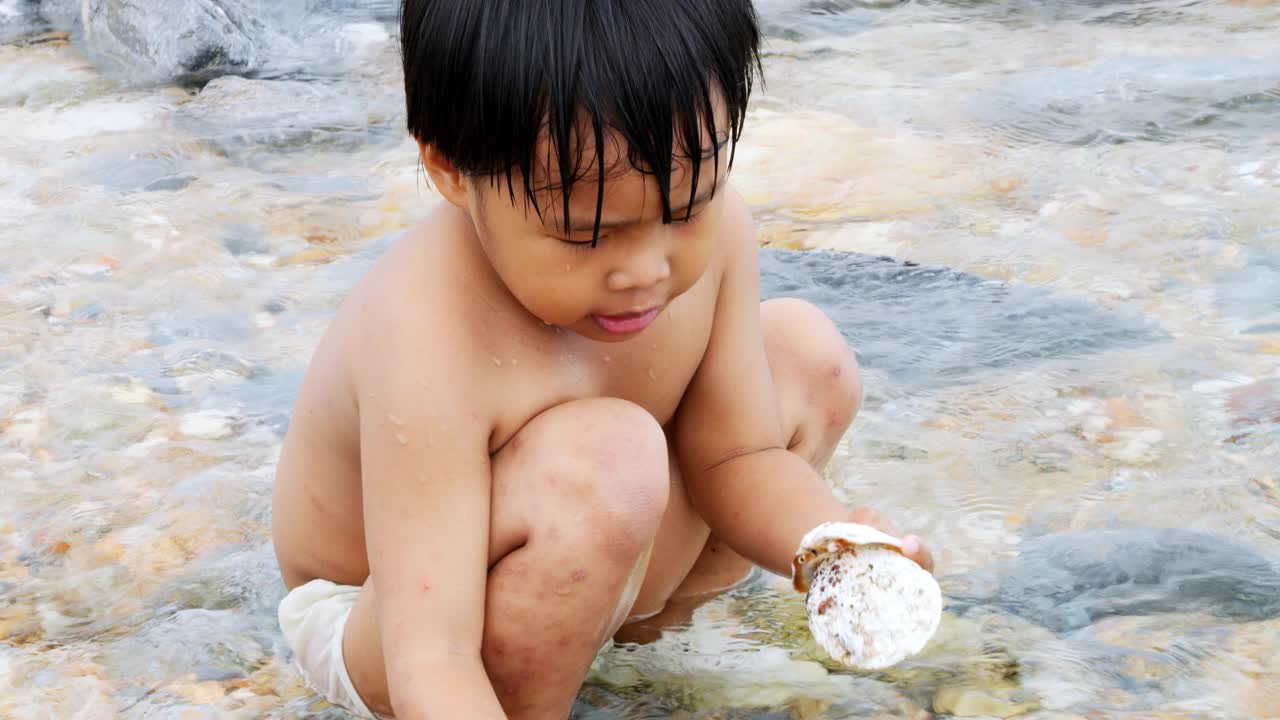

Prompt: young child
[{"left": 271, "top": 1, "right": 933, "bottom": 718}]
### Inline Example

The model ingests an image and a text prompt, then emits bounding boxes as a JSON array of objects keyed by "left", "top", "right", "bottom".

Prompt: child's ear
[{"left": 419, "top": 141, "right": 469, "bottom": 208}]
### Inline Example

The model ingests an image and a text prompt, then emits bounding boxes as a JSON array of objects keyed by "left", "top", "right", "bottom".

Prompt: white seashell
[{"left": 793, "top": 521, "right": 942, "bottom": 670}]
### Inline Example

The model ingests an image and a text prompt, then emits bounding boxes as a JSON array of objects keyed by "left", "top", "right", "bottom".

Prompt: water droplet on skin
[
  {"left": 510, "top": 358, "right": 519, "bottom": 366},
  {"left": 417, "top": 473, "right": 427, "bottom": 485},
  {"left": 396, "top": 432, "right": 409, "bottom": 445},
  {"left": 650, "top": 344, "right": 658, "bottom": 351},
  {"left": 603, "top": 355, "right": 612, "bottom": 364},
  {"left": 563, "top": 264, "right": 572, "bottom": 272},
  {"left": 647, "top": 368, "right": 657, "bottom": 380},
  {"left": 387, "top": 413, "right": 404, "bottom": 427},
  {"left": 492, "top": 356, "right": 503, "bottom": 367}
]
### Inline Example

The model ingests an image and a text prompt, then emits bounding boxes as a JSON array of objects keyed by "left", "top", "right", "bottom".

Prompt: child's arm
[
  {"left": 674, "top": 191, "right": 929, "bottom": 578},
  {"left": 355, "top": 293, "right": 507, "bottom": 719}
]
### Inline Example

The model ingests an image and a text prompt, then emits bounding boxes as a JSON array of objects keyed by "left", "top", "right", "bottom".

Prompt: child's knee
[
  {"left": 825, "top": 345, "right": 863, "bottom": 429},
  {"left": 535, "top": 398, "right": 670, "bottom": 551},
  {"left": 763, "top": 298, "right": 863, "bottom": 423}
]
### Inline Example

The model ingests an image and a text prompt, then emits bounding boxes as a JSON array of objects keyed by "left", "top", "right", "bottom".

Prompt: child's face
[{"left": 458, "top": 127, "right": 727, "bottom": 343}]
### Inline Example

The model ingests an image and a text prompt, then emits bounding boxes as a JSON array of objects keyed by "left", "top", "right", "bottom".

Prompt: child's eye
[
  {"left": 680, "top": 207, "right": 709, "bottom": 225},
  {"left": 561, "top": 236, "right": 604, "bottom": 250}
]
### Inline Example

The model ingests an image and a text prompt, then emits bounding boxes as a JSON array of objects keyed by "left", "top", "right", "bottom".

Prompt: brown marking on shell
[
  {"left": 794, "top": 536, "right": 905, "bottom": 591},
  {"left": 816, "top": 596, "right": 836, "bottom": 616},
  {"left": 795, "top": 537, "right": 856, "bottom": 591},
  {"left": 792, "top": 552, "right": 812, "bottom": 592},
  {"left": 793, "top": 521, "right": 910, "bottom": 591}
]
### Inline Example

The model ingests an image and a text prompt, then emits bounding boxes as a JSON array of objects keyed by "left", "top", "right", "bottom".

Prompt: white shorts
[
  {"left": 278, "top": 579, "right": 391, "bottom": 720},
  {"left": 279, "top": 578, "right": 622, "bottom": 719}
]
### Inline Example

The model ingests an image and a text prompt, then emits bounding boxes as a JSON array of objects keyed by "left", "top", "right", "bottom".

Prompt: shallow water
[{"left": 2, "top": 1, "right": 1279, "bottom": 718}]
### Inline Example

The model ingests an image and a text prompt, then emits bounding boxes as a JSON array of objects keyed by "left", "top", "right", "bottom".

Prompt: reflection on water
[{"left": 2, "top": 0, "right": 1279, "bottom": 718}]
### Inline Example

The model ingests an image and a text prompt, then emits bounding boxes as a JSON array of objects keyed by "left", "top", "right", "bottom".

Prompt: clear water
[{"left": 2, "top": 1, "right": 1279, "bottom": 718}]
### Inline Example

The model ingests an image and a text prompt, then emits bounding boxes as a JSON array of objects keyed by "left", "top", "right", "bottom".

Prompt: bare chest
[{"left": 485, "top": 286, "right": 716, "bottom": 452}]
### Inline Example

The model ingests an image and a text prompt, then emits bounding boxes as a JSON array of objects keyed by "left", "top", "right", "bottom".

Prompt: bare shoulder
[
  {"left": 711, "top": 184, "right": 757, "bottom": 280},
  {"left": 339, "top": 208, "right": 484, "bottom": 389},
  {"left": 297, "top": 205, "right": 493, "bottom": 447},
  {"left": 712, "top": 185, "right": 761, "bottom": 298},
  {"left": 347, "top": 211, "right": 471, "bottom": 337},
  {"left": 720, "top": 184, "right": 757, "bottom": 242}
]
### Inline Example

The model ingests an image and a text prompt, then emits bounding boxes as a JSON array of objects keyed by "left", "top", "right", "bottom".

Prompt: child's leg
[
  {"left": 618, "top": 298, "right": 863, "bottom": 640},
  {"left": 342, "top": 398, "right": 670, "bottom": 719},
  {"left": 759, "top": 297, "right": 863, "bottom": 468}
]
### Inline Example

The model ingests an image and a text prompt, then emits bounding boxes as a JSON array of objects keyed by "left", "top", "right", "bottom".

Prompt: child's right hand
[{"left": 847, "top": 505, "right": 935, "bottom": 573}]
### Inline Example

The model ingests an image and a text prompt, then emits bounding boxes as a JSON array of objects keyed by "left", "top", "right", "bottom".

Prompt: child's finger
[
  {"left": 901, "top": 534, "right": 935, "bottom": 574},
  {"left": 849, "top": 506, "right": 900, "bottom": 537}
]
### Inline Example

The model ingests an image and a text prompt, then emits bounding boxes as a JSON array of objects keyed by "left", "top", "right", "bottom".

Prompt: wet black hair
[{"left": 400, "top": 0, "right": 761, "bottom": 245}]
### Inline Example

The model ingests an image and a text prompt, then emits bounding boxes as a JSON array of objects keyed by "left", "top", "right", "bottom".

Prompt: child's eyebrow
[{"left": 565, "top": 179, "right": 721, "bottom": 233}]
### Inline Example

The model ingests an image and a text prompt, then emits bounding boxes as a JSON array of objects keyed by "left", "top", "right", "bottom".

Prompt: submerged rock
[
  {"left": 1216, "top": 248, "right": 1280, "bottom": 323},
  {"left": 38, "top": 0, "right": 301, "bottom": 84},
  {"left": 37, "top": 0, "right": 398, "bottom": 84},
  {"left": 754, "top": 0, "right": 881, "bottom": 41},
  {"left": 101, "top": 607, "right": 273, "bottom": 683},
  {"left": 157, "top": 545, "right": 285, "bottom": 621},
  {"left": 174, "top": 76, "right": 394, "bottom": 156},
  {"left": 310, "top": 0, "right": 400, "bottom": 22},
  {"left": 758, "top": 249, "right": 1164, "bottom": 387},
  {"left": 975, "top": 56, "right": 1280, "bottom": 146},
  {"left": 932, "top": 684, "right": 1039, "bottom": 718},
  {"left": 755, "top": 0, "right": 1222, "bottom": 43},
  {"left": 945, "top": 528, "right": 1280, "bottom": 632},
  {"left": 0, "top": 0, "right": 43, "bottom": 42},
  {"left": 1226, "top": 379, "right": 1280, "bottom": 444}
]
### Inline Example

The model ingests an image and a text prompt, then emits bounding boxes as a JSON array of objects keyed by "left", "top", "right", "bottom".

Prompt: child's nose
[{"left": 606, "top": 248, "right": 672, "bottom": 292}]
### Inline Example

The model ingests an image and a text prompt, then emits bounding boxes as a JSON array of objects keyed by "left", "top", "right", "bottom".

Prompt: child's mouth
[{"left": 591, "top": 307, "right": 661, "bottom": 335}]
